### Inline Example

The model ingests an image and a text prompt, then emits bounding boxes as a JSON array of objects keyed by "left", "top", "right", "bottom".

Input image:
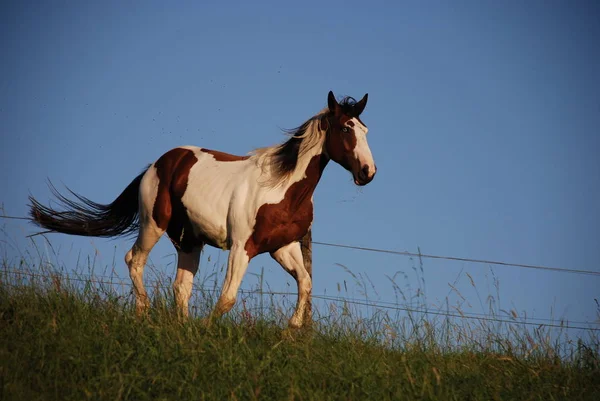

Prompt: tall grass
[{"left": 1, "top": 234, "right": 599, "bottom": 400}]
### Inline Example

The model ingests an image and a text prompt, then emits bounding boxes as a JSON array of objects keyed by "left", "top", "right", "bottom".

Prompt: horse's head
[{"left": 323, "top": 91, "right": 376, "bottom": 186}]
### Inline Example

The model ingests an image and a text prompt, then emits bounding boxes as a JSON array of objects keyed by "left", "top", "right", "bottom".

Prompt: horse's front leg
[
  {"left": 213, "top": 241, "right": 251, "bottom": 317},
  {"left": 270, "top": 242, "right": 312, "bottom": 328}
]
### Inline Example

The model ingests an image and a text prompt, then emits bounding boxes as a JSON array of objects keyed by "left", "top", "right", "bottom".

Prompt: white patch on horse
[
  {"left": 180, "top": 148, "right": 250, "bottom": 250},
  {"left": 349, "top": 117, "right": 376, "bottom": 180}
]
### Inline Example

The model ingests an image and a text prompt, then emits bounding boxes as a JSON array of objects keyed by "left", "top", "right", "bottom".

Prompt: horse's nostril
[{"left": 361, "top": 165, "right": 370, "bottom": 177}]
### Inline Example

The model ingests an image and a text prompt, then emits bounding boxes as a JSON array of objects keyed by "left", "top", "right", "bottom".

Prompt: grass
[{"left": 1, "top": 257, "right": 599, "bottom": 401}]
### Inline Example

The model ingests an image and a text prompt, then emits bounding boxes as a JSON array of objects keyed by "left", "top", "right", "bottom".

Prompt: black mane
[
  {"left": 271, "top": 119, "right": 313, "bottom": 176},
  {"left": 338, "top": 96, "right": 361, "bottom": 117}
]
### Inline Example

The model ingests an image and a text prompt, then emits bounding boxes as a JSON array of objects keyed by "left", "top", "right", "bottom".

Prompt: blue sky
[{"left": 1, "top": 1, "right": 599, "bottom": 329}]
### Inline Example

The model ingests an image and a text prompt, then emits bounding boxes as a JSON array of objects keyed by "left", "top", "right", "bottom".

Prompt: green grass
[{"left": 1, "top": 266, "right": 599, "bottom": 401}]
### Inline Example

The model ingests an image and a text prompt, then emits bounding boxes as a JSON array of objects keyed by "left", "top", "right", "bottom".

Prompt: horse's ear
[
  {"left": 354, "top": 93, "right": 368, "bottom": 115},
  {"left": 327, "top": 91, "right": 339, "bottom": 113}
]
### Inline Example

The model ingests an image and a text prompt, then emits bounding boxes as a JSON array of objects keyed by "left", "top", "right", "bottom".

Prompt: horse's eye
[{"left": 341, "top": 127, "right": 349, "bottom": 133}]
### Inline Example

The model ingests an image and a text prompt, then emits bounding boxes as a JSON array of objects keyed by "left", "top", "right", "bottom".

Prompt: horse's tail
[{"left": 28, "top": 166, "right": 151, "bottom": 238}]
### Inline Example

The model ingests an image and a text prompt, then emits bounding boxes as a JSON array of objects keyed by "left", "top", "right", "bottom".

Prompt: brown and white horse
[{"left": 29, "top": 91, "right": 376, "bottom": 328}]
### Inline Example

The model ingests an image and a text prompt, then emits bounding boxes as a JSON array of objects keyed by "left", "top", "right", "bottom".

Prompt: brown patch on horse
[
  {"left": 325, "top": 114, "right": 357, "bottom": 171},
  {"left": 153, "top": 148, "right": 204, "bottom": 252},
  {"left": 200, "top": 148, "right": 249, "bottom": 162},
  {"left": 244, "top": 154, "right": 329, "bottom": 258}
]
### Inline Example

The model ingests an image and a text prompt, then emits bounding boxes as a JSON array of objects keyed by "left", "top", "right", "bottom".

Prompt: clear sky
[{"left": 1, "top": 1, "right": 599, "bottom": 330}]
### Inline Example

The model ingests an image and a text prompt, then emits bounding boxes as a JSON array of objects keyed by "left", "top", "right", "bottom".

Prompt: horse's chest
[{"left": 244, "top": 195, "right": 313, "bottom": 258}]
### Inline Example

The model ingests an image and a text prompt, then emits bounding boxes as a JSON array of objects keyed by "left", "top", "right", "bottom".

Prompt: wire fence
[
  {"left": 2, "top": 213, "right": 599, "bottom": 333},
  {"left": 2, "top": 268, "right": 599, "bottom": 332},
  {"left": 2, "top": 214, "right": 599, "bottom": 277},
  {"left": 313, "top": 241, "right": 600, "bottom": 277}
]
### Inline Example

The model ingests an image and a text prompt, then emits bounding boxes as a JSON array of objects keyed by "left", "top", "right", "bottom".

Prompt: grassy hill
[{"left": 1, "top": 266, "right": 599, "bottom": 401}]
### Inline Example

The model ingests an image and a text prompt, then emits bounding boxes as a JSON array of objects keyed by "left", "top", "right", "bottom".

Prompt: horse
[{"left": 28, "top": 90, "right": 377, "bottom": 328}]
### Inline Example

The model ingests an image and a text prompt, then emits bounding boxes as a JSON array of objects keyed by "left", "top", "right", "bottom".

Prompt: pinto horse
[{"left": 29, "top": 91, "right": 376, "bottom": 328}]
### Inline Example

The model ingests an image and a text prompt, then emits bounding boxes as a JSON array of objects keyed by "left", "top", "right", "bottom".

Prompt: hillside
[{"left": 1, "top": 269, "right": 598, "bottom": 401}]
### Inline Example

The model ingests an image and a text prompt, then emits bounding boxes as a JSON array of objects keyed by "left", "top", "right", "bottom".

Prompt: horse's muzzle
[{"left": 354, "top": 164, "right": 377, "bottom": 186}]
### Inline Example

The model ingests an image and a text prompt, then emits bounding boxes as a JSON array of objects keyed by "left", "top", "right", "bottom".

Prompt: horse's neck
[
  {"left": 293, "top": 144, "right": 325, "bottom": 180},
  {"left": 280, "top": 146, "right": 329, "bottom": 206}
]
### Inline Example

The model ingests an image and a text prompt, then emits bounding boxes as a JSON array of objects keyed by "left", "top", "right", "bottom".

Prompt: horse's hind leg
[
  {"left": 173, "top": 246, "right": 202, "bottom": 318},
  {"left": 125, "top": 224, "right": 163, "bottom": 315}
]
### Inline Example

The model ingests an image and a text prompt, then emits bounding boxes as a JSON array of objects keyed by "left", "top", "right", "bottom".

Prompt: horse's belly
[{"left": 186, "top": 211, "right": 229, "bottom": 249}]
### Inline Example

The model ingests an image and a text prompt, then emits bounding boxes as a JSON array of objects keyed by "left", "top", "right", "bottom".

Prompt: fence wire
[
  {"left": 2, "top": 268, "right": 598, "bottom": 332},
  {"left": 2, "top": 214, "right": 599, "bottom": 277}
]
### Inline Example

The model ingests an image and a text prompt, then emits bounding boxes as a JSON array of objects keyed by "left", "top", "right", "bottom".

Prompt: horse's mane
[
  {"left": 250, "top": 96, "right": 361, "bottom": 187},
  {"left": 250, "top": 108, "right": 327, "bottom": 187}
]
